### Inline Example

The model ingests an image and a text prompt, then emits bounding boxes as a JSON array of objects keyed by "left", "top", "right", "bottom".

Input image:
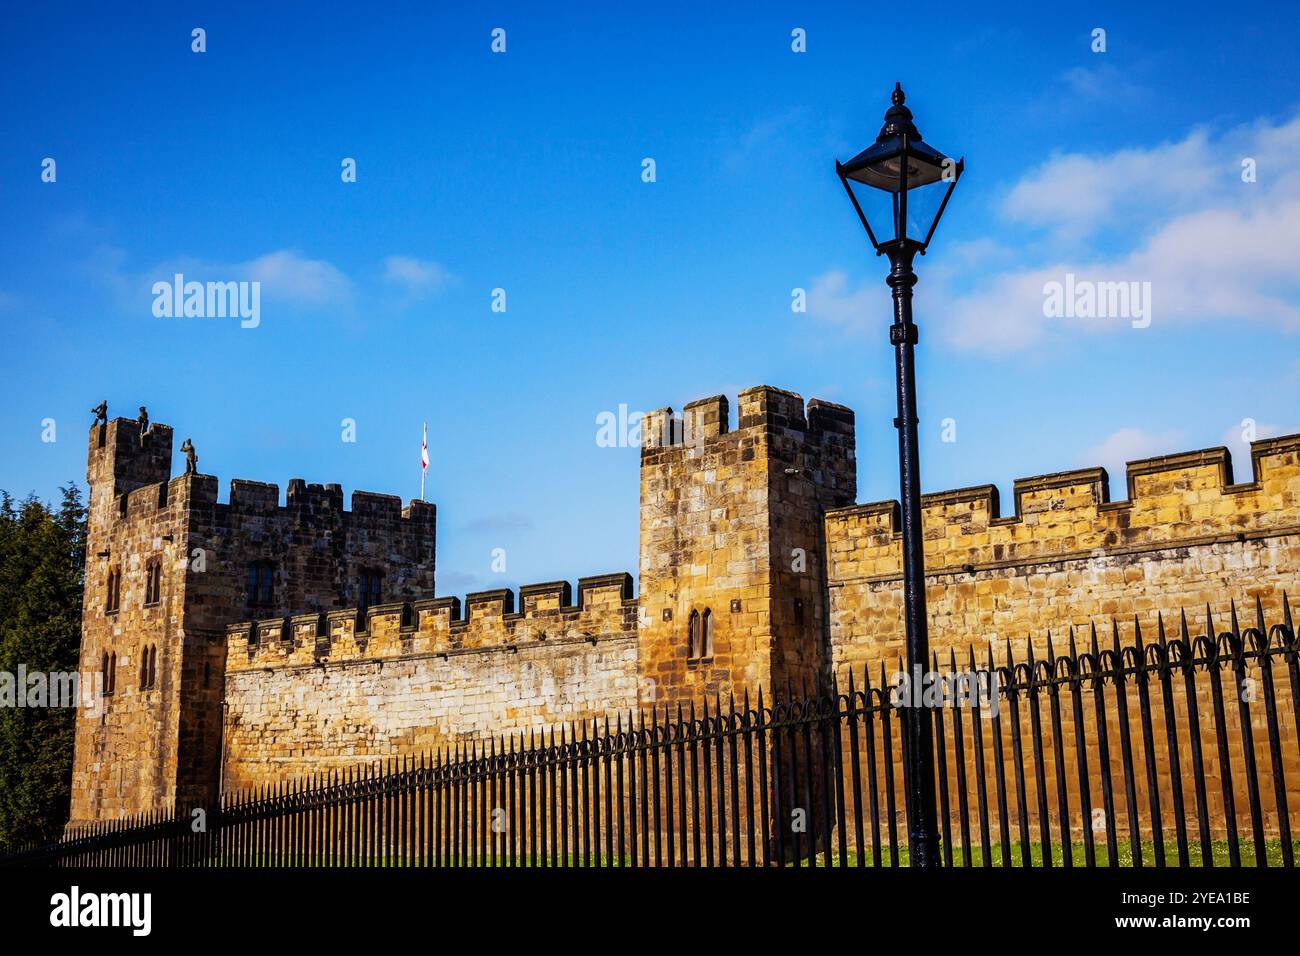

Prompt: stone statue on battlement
[
  {"left": 181, "top": 438, "right": 197, "bottom": 475},
  {"left": 91, "top": 400, "right": 107, "bottom": 425},
  {"left": 138, "top": 406, "right": 150, "bottom": 446}
]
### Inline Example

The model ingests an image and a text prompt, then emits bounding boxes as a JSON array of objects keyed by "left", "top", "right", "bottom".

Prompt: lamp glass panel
[
  {"left": 901, "top": 177, "right": 951, "bottom": 244},
  {"left": 853, "top": 180, "right": 903, "bottom": 244}
]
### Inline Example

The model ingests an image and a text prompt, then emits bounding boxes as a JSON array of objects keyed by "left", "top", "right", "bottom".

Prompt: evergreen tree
[{"left": 0, "top": 485, "right": 86, "bottom": 850}]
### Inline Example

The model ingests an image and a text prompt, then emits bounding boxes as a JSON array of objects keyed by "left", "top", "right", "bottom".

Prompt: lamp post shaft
[{"left": 886, "top": 242, "right": 942, "bottom": 868}]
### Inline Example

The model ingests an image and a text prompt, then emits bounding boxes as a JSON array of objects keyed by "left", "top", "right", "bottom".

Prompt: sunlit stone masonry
[{"left": 68, "top": 393, "right": 1300, "bottom": 825}]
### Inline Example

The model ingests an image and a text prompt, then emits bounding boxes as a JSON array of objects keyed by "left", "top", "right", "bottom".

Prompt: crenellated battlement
[
  {"left": 225, "top": 572, "right": 637, "bottom": 672},
  {"left": 171, "top": 475, "right": 437, "bottom": 526},
  {"left": 826, "top": 434, "right": 1300, "bottom": 582},
  {"left": 640, "top": 386, "right": 856, "bottom": 454}
]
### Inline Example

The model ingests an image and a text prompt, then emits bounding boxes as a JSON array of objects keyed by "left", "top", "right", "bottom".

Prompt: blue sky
[{"left": 2, "top": 2, "right": 1298, "bottom": 597}]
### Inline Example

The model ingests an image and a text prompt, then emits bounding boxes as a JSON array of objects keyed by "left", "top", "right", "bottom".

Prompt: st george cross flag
[{"left": 420, "top": 422, "right": 429, "bottom": 501}]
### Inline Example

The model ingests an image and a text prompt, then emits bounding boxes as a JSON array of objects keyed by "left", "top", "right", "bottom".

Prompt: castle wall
[
  {"left": 174, "top": 475, "right": 435, "bottom": 810},
  {"left": 823, "top": 435, "right": 1300, "bottom": 843},
  {"left": 220, "top": 575, "right": 639, "bottom": 791},
  {"left": 824, "top": 435, "right": 1300, "bottom": 673}
]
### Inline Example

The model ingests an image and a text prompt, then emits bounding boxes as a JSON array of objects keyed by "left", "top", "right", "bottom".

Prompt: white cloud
[
  {"left": 1001, "top": 129, "right": 1217, "bottom": 242},
  {"left": 1059, "top": 64, "right": 1138, "bottom": 102},
  {"left": 79, "top": 244, "right": 383, "bottom": 317},
  {"left": 382, "top": 255, "right": 453, "bottom": 299},
  {"left": 1083, "top": 427, "right": 1186, "bottom": 490},
  {"left": 721, "top": 108, "right": 823, "bottom": 174},
  {"left": 243, "top": 249, "right": 352, "bottom": 305},
  {"left": 803, "top": 270, "right": 882, "bottom": 333},
  {"left": 952, "top": 115, "right": 1300, "bottom": 352}
]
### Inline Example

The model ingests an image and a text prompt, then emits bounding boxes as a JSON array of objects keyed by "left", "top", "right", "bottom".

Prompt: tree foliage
[{"left": 0, "top": 485, "right": 86, "bottom": 850}]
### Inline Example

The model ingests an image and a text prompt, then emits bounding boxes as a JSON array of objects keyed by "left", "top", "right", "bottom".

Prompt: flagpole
[{"left": 420, "top": 422, "right": 427, "bottom": 502}]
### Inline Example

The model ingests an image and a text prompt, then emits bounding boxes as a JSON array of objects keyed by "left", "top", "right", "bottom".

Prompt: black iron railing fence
[{"left": 4, "top": 597, "right": 1298, "bottom": 867}]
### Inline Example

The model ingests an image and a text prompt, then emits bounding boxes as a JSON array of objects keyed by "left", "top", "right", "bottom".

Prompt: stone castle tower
[
  {"left": 636, "top": 388, "right": 855, "bottom": 707},
  {"left": 68, "top": 394, "right": 1300, "bottom": 824},
  {"left": 69, "top": 415, "right": 436, "bottom": 828}
]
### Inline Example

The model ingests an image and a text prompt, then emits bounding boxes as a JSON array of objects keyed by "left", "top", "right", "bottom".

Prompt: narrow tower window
[
  {"left": 359, "top": 569, "right": 383, "bottom": 617},
  {"left": 137, "top": 645, "right": 157, "bottom": 690},
  {"left": 702, "top": 608, "right": 714, "bottom": 659},
  {"left": 144, "top": 559, "right": 162, "bottom": 606},
  {"left": 687, "top": 609, "right": 701, "bottom": 661},
  {"left": 105, "top": 566, "right": 121, "bottom": 614},
  {"left": 246, "top": 561, "right": 274, "bottom": 607}
]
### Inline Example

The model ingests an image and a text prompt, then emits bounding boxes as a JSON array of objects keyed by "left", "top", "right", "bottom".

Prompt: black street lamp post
[{"left": 836, "top": 83, "right": 963, "bottom": 869}]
